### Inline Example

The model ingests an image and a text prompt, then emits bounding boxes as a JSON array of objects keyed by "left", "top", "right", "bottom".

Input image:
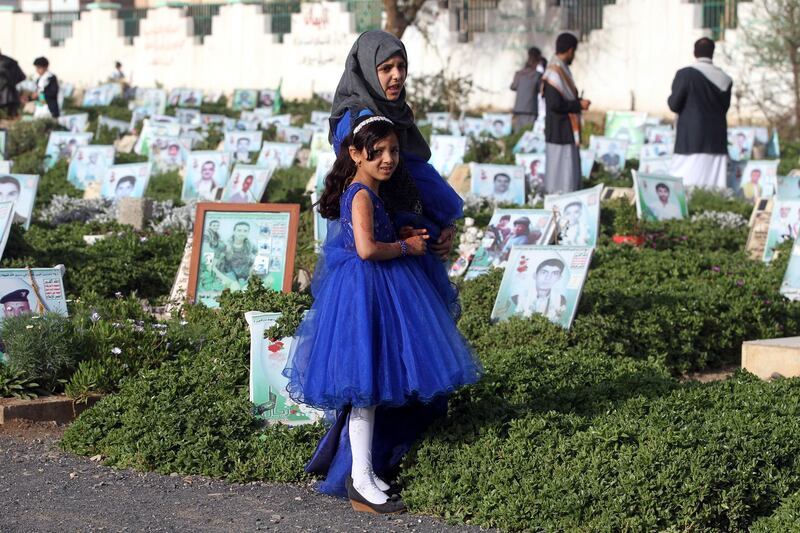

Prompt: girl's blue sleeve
[{"left": 332, "top": 109, "right": 373, "bottom": 155}]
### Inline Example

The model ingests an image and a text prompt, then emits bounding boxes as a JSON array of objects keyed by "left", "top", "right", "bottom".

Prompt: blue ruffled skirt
[{"left": 283, "top": 221, "right": 482, "bottom": 411}]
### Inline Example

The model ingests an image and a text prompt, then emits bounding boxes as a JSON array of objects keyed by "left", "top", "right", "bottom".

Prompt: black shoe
[
  {"left": 384, "top": 482, "right": 402, "bottom": 498},
  {"left": 346, "top": 476, "right": 406, "bottom": 514}
]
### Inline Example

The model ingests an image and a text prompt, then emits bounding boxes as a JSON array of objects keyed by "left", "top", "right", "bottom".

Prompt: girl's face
[
  {"left": 355, "top": 133, "right": 400, "bottom": 182},
  {"left": 376, "top": 54, "right": 407, "bottom": 101},
  {"left": 234, "top": 225, "right": 249, "bottom": 241}
]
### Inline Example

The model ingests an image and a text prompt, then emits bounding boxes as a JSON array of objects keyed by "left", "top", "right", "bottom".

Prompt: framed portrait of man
[
  {"left": 604, "top": 111, "right": 647, "bottom": 159},
  {"left": 513, "top": 130, "right": 546, "bottom": 155},
  {"left": 167, "top": 88, "right": 182, "bottom": 106},
  {"left": 232, "top": 89, "right": 258, "bottom": 111},
  {"left": 81, "top": 85, "right": 114, "bottom": 107},
  {"left": 0, "top": 202, "right": 15, "bottom": 261},
  {"left": 221, "top": 164, "right": 276, "bottom": 203},
  {"left": 777, "top": 176, "right": 800, "bottom": 200},
  {"left": 176, "top": 108, "right": 202, "bottom": 127},
  {"left": 461, "top": 117, "right": 488, "bottom": 138},
  {"left": 258, "top": 89, "right": 277, "bottom": 109},
  {"left": 134, "top": 88, "right": 167, "bottom": 117},
  {"left": 645, "top": 125, "right": 675, "bottom": 145},
  {"left": 67, "top": 145, "right": 115, "bottom": 190},
  {"left": 483, "top": 113, "right": 513, "bottom": 139},
  {"left": 183, "top": 151, "right": 232, "bottom": 202},
  {"left": 469, "top": 163, "right": 526, "bottom": 205},
  {"left": 276, "top": 125, "right": 312, "bottom": 145},
  {"left": 739, "top": 160, "right": 779, "bottom": 200},
  {"left": 134, "top": 120, "right": 182, "bottom": 157},
  {"left": 464, "top": 209, "right": 555, "bottom": 280},
  {"left": 187, "top": 203, "right": 300, "bottom": 307},
  {"left": 491, "top": 245, "right": 593, "bottom": 329},
  {"left": 177, "top": 89, "right": 203, "bottom": 108},
  {"left": 430, "top": 135, "right": 467, "bottom": 178},
  {"left": 426, "top": 112, "right": 453, "bottom": 133},
  {"left": 764, "top": 199, "right": 800, "bottom": 263},
  {"left": 257, "top": 142, "right": 301, "bottom": 169},
  {"left": 100, "top": 163, "right": 151, "bottom": 203},
  {"left": 728, "top": 127, "right": 756, "bottom": 162},
  {"left": 245, "top": 311, "right": 323, "bottom": 426},
  {"left": 0, "top": 266, "right": 68, "bottom": 329},
  {"left": 224, "top": 131, "right": 264, "bottom": 164},
  {"left": 57, "top": 113, "right": 89, "bottom": 133},
  {"left": 639, "top": 156, "right": 672, "bottom": 176},
  {"left": 633, "top": 172, "right": 688, "bottom": 222},
  {"left": 544, "top": 183, "right": 604, "bottom": 247},
  {"left": 579, "top": 149, "right": 595, "bottom": 179},
  {"left": 44, "top": 132, "right": 92, "bottom": 170},
  {"left": 589, "top": 135, "right": 629, "bottom": 176},
  {"left": 0, "top": 174, "right": 39, "bottom": 230},
  {"left": 515, "top": 153, "right": 547, "bottom": 197},
  {"left": 148, "top": 135, "right": 191, "bottom": 174}
]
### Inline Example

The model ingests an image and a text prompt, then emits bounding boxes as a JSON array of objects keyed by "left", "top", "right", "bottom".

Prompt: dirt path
[{"left": 0, "top": 421, "right": 491, "bottom": 533}]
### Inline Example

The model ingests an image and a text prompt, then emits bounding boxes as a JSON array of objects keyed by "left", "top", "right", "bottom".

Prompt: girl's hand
[
  {"left": 430, "top": 225, "right": 456, "bottom": 261},
  {"left": 404, "top": 234, "right": 429, "bottom": 256},
  {"left": 398, "top": 226, "right": 427, "bottom": 240}
]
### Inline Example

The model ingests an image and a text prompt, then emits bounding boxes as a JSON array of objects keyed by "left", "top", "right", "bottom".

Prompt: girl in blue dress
[{"left": 283, "top": 115, "right": 482, "bottom": 514}]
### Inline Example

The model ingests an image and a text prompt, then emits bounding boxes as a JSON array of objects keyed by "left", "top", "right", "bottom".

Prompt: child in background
[
  {"left": 283, "top": 115, "right": 482, "bottom": 514},
  {"left": 33, "top": 57, "right": 59, "bottom": 119}
]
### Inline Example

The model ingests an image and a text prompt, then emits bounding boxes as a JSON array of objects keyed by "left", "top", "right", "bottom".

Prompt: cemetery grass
[{"left": 4, "top": 111, "right": 800, "bottom": 529}]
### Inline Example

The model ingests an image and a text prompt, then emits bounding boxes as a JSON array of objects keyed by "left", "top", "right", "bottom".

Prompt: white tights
[{"left": 349, "top": 406, "right": 391, "bottom": 504}]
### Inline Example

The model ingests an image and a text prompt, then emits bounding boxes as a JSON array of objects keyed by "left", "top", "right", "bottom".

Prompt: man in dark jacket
[
  {"left": 0, "top": 50, "right": 26, "bottom": 118},
  {"left": 668, "top": 37, "right": 732, "bottom": 190},
  {"left": 542, "top": 33, "right": 591, "bottom": 194}
]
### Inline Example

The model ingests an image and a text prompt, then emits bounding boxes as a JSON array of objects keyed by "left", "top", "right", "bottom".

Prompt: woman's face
[{"left": 376, "top": 54, "right": 407, "bottom": 101}]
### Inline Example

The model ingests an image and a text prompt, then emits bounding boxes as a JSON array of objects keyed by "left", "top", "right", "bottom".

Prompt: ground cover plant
[{"left": 3, "top": 96, "right": 800, "bottom": 530}]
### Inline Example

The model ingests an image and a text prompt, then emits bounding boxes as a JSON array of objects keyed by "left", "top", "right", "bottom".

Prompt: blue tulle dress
[{"left": 283, "top": 182, "right": 481, "bottom": 497}]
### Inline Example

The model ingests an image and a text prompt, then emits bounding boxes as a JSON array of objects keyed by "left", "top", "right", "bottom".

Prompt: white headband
[{"left": 353, "top": 116, "right": 394, "bottom": 136}]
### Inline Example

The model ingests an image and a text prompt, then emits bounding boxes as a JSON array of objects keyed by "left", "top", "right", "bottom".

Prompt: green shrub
[
  {"left": 146, "top": 171, "right": 184, "bottom": 202},
  {"left": 2, "top": 314, "right": 83, "bottom": 392},
  {"left": 0, "top": 363, "right": 40, "bottom": 399},
  {"left": 35, "top": 159, "right": 82, "bottom": 208},
  {"left": 6, "top": 119, "right": 56, "bottom": 159},
  {"left": 264, "top": 166, "right": 313, "bottom": 206},
  {"left": 750, "top": 490, "right": 800, "bottom": 532}
]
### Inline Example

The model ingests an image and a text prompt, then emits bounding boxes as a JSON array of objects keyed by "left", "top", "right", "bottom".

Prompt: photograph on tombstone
[
  {"left": 188, "top": 203, "right": 299, "bottom": 307},
  {"left": 58, "top": 113, "right": 89, "bottom": 133},
  {"left": 221, "top": 164, "right": 275, "bottom": 203},
  {"left": 176, "top": 108, "right": 202, "bottom": 127},
  {"left": 314, "top": 151, "right": 338, "bottom": 193},
  {"left": 246, "top": 311, "right": 323, "bottom": 426},
  {"left": 134, "top": 120, "right": 182, "bottom": 157},
  {"left": 589, "top": 136, "right": 628, "bottom": 175},
  {"left": 579, "top": 149, "right": 595, "bottom": 179},
  {"left": 232, "top": 89, "right": 258, "bottom": 111},
  {"left": 178, "top": 89, "right": 203, "bottom": 107},
  {"left": 513, "top": 130, "right": 546, "bottom": 154},
  {"left": 604, "top": 111, "right": 647, "bottom": 159},
  {"left": 276, "top": 126, "right": 312, "bottom": 145},
  {"left": 469, "top": 163, "right": 526, "bottom": 205},
  {"left": 429, "top": 135, "right": 467, "bottom": 178},
  {"left": 639, "top": 156, "right": 673, "bottom": 176},
  {"left": 44, "top": 132, "right": 92, "bottom": 170},
  {"left": 224, "top": 131, "right": 264, "bottom": 163},
  {"left": 134, "top": 88, "right": 167, "bottom": 117},
  {"left": 640, "top": 143, "right": 673, "bottom": 159},
  {"left": 308, "top": 132, "right": 333, "bottom": 169},
  {"left": 309, "top": 111, "right": 330, "bottom": 127},
  {"left": 0, "top": 174, "right": 39, "bottom": 229},
  {"left": 257, "top": 142, "right": 302, "bottom": 169},
  {"left": 183, "top": 151, "right": 231, "bottom": 202},
  {"left": 780, "top": 238, "right": 800, "bottom": 301},
  {"left": 100, "top": 163, "right": 150, "bottom": 203},
  {"left": 634, "top": 172, "right": 688, "bottom": 222},
  {"left": 515, "top": 153, "right": 547, "bottom": 196},
  {"left": 763, "top": 199, "right": 800, "bottom": 263},
  {"left": 262, "top": 114, "right": 292, "bottom": 128},
  {"left": 258, "top": 89, "right": 276, "bottom": 108},
  {"left": 464, "top": 209, "right": 555, "bottom": 280},
  {"left": 728, "top": 127, "right": 756, "bottom": 162},
  {"left": 483, "top": 113, "right": 513, "bottom": 138},
  {"left": 462, "top": 117, "right": 488, "bottom": 138},
  {"left": 739, "top": 160, "right": 780, "bottom": 200},
  {"left": 0, "top": 202, "right": 14, "bottom": 261},
  {"left": 645, "top": 125, "right": 675, "bottom": 145},
  {"left": 81, "top": 85, "right": 114, "bottom": 107},
  {"left": 426, "top": 112, "right": 453, "bottom": 132},
  {"left": 544, "top": 183, "right": 604, "bottom": 247},
  {"left": 67, "top": 145, "right": 115, "bottom": 190},
  {"left": 490, "top": 245, "right": 593, "bottom": 329},
  {"left": 777, "top": 176, "right": 800, "bottom": 200},
  {"left": 0, "top": 267, "right": 68, "bottom": 327},
  {"left": 148, "top": 136, "right": 190, "bottom": 174}
]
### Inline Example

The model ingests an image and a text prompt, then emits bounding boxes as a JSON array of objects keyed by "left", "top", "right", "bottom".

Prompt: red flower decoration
[{"left": 268, "top": 340, "right": 285, "bottom": 353}]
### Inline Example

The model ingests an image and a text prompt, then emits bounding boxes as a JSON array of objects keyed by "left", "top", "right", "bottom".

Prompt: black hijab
[{"left": 329, "top": 30, "right": 431, "bottom": 161}]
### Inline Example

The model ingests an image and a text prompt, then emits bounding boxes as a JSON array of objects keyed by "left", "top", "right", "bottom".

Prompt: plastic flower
[
  {"left": 90, "top": 311, "right": 101, "bottom": 323},
  {"left": 111, "top": 347, "right": 122, "bottom": 355}
]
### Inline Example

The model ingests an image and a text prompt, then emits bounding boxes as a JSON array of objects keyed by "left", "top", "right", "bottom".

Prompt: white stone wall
[{"left": 0, "top": 0, "right": 777, "bottom": 123}]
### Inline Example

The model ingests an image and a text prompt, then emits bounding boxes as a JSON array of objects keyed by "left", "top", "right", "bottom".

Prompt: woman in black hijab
[{"left": 329, "top": 30, "right": 463, "bottom": 264}]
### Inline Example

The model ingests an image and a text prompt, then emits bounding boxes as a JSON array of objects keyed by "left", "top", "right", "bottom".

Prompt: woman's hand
[
  {"left": 430, "top": 225, "right": 456, "bottom": 261},
  {"left": 404, "top": 235, "right": 429, "bottom": 256},
  {"left": 398, "top": 226, "right": 427, "bottom": 240}
]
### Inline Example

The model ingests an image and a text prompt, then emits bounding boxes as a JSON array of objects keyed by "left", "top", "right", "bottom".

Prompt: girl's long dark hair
[{"left": 319, "top": 117, "right": 422, "bottom": 220}]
